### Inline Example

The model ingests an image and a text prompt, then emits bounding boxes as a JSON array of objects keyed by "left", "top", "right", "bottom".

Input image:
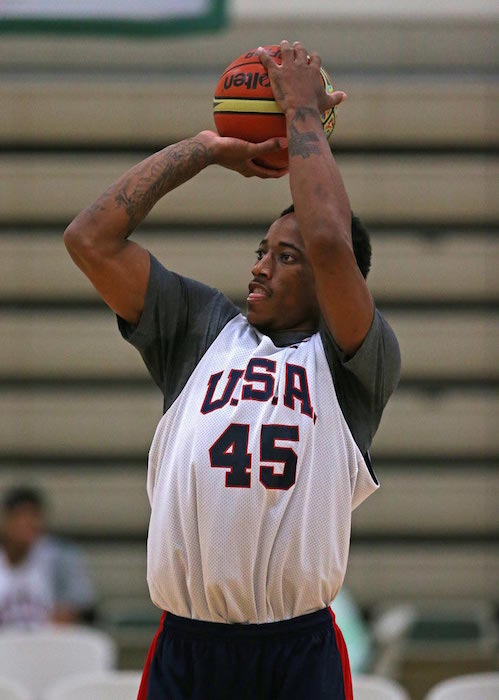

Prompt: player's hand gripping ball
[{"left": 213, "top": 45, "right": 336, "bottom": 169}]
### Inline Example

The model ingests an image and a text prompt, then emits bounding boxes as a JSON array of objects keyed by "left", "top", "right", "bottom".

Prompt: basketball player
[{"left": 64, "top": 41, "right": 400, "bottom": 699}]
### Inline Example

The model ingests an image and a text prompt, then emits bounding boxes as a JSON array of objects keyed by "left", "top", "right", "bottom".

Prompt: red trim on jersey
[
  {"left": 328, "top": 607, "right": 353, "bottom": 700},
  {"left": 137, "top": 611, "right": 166, "bottom": 700}
]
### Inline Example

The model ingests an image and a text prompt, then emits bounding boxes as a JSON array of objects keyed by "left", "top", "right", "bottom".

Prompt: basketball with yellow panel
[{"left": 213, "top": 45, "right": 336, "bottom": 168}]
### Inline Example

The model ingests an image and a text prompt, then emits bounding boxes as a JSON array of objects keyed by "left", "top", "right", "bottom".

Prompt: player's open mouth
[{"left": 247, "top": 282, "right": 271, "bottom": 301}]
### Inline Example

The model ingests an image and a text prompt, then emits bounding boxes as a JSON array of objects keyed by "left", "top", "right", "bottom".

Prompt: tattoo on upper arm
[
  {"left": 86, "top": 200, "right": 107, "bottom": 220},
  {"left": 114, "top": 139, "right": 210, "bottom": 234},
  {"left": 288, "top": 107, "right": 322, "bottom": 159}
]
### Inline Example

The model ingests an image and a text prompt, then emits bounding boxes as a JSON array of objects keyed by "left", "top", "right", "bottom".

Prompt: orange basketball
[{"left": 213, "top": 45, "right": 336, "bottom": 168}]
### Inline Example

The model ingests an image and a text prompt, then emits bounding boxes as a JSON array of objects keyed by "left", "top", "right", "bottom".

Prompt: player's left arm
[{"left": 260, "top": 41, "right": 374, "bottom": 356}]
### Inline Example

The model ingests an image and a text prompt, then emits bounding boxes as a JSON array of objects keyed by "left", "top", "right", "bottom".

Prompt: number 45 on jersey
[{"left": 210, "top": 423, "right": 299, "bottom": 491}]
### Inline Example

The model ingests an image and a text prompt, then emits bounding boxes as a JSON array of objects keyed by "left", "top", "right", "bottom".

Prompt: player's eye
[
  {"left": 255, "top": 249, "right": 264, "bottom": 261},
  {"left": 281, "top": 252, "right": 294, "bottom": 263}
]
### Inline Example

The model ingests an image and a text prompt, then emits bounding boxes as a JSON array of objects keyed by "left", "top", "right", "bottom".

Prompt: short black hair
[
  {"left": 279, "top": 205, "right": 372, "bottom": 279},
  {"left": 2, "top": 486, "right": 45, "bottom": 513}
]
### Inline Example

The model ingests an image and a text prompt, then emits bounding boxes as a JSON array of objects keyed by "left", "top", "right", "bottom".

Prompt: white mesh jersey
[{"left": 146, "top": 314, "right": 378, "bottom": 624}]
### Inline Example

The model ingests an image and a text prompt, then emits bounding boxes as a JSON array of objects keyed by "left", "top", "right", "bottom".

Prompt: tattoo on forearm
[
  {"left": 292, "top": 107, "right": 321, "bottom": 123},
  {"left": 289, "top": 122, "right": 321, "bottom": 159},
  {"left": 114, "top": 138, "right": 210, "bottom": 233},
  {"left": 288, "top": 107, "right": 322, "bottom": 159}
]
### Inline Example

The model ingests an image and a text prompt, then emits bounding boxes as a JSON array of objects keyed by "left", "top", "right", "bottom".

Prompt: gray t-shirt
[{"left": 119, "top": 254, "right": 400, "bottom": 459}]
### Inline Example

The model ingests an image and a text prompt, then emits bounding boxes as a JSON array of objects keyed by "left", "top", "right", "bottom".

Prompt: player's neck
[{"left": 264, "top": 327, "right": 315, "bottom": 347}]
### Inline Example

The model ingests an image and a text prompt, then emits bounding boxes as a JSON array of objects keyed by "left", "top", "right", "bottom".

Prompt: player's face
[
  {"left": 2, "top": 505, "right": 44, "bottom": 552},
  {"left": 247, "top": 213, "right": 320, "bottom": 333}
]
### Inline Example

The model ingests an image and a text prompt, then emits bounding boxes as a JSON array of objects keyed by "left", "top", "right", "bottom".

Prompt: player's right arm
[{"left": 64, "top": 132, "right": 287, "bottom": 325}]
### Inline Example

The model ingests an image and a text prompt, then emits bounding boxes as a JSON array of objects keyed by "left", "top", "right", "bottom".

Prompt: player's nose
[{"left": 252, "top": 252, "right": 272, "bottom": 278}]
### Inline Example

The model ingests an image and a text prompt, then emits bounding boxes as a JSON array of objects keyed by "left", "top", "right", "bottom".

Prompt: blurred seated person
[{"left": 0, "top": 486, "right": 95, "bottom": 627}]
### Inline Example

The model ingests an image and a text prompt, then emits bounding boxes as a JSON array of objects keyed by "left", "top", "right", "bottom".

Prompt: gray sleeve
[
  {"left": 118, "top": 253, "right": 239, "bottom": 410},
  {"left": 320, "top": 309, "right": 401, "bottom": 456},
  {"left": 53, "top": 541, "right": 95, "bottom": 609}
]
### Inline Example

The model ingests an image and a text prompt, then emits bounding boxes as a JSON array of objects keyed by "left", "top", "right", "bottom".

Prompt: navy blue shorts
[{"left": 138, "top": 607, "right": 352, "bottom": 700}]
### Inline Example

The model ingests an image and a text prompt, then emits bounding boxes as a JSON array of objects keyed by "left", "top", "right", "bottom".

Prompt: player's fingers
[
  {"left": 249, "top": 161, "right": 289, "bottom": 178},
  {"left": 309, "top": 51, "right": 322, "bottom": 69},
  {"left": 329, "top": 90, "right": 347, "bottom": 107},
  {"left": 309, "top": 52, "right": 322, "bottom": 69},
  {"left": 318, "top": 91, "right": 346, "bottom": 115},
  {"left": 249, "top": 137, "right": 287, "bottom": 156},
  {"left": 280, "top": 40, "right": 293, "bottom": 64},
  {"left": 257, "top": 46, "right": 270, "bottom": 68},
  {"left": 292, "top": 42, "right": 308, "bottom": 64}
]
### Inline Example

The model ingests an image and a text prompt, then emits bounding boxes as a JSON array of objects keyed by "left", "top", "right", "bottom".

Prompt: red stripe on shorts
[
  {"left": 137, "top": 611, "right": 167, "bottom": 700},
  {"left": 328, "top": 607, "right": 353, "bottom": 700}
]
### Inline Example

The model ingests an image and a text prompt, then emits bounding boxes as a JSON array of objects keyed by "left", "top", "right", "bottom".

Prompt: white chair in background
[
  {"left": 353, "top": 674, "right": 410, "bottom": 700},
  {"left": 42, "top": 671, "right": 142, "bottom": 700},
  {"left": 0, "top": 677, "right": 32, "bottom": 700},
  {"left": 0, "top": 626, "right": 116, "bottom": 699},
  {"left": 424, "top": 672, "right": 499, "bottom": 700}
]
